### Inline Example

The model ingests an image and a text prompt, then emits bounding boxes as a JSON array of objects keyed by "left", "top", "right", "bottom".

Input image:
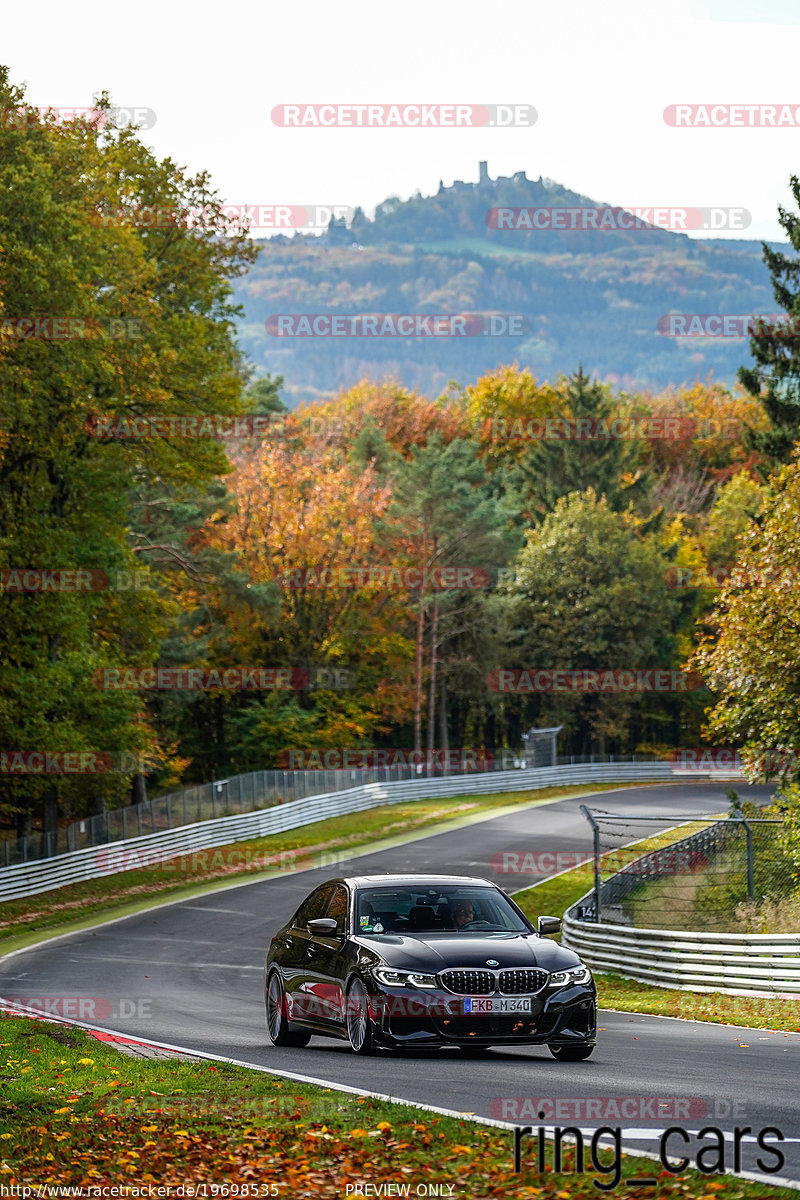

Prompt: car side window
[
  {"left": 293, "top": 885, "right": 335, "bottom": 929},
  {"left": 325, "top": 885, "right": 349, "bottom": 935}
]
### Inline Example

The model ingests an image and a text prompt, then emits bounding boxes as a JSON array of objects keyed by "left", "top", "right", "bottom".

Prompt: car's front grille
[
  {"left": 439, "top": 969, "right": 495, "bottom": 995},
  {"left": 499, "top": 969, "right": 548, "bottom": 994}
]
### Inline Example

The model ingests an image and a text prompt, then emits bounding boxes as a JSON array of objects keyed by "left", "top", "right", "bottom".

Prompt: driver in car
[{"left": 451, "top": 899, "right": 475, "bottom": 929}]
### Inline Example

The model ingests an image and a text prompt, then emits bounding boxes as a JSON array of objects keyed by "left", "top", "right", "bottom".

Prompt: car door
[
  {"left": 282, "top": 884, "right": 334, "bottom": 1023},
  {"left": 310, "top": 883, "right": 350, "bottom": 1027}
]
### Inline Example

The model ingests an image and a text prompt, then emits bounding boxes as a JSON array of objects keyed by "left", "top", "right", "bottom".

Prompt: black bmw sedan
[{"left": 265, "top": 873, "right": 596, "bottom": 1057}]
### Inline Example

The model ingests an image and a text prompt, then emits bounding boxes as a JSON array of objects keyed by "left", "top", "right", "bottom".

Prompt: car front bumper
[{"left": 366, "top": 982, "right": 597, "bottom": 1048}]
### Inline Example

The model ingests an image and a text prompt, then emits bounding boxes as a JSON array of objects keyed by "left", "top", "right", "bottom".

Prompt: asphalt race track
[{"left": 2, "top": 781, "right": 798, "bottom": 1188}]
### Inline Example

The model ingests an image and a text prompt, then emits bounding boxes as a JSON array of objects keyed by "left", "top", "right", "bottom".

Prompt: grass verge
[
  {"left": 0, "top": 782, "right": 641, "bottom": 952},
  {"left": 0, "top": 1014, "right": 794, "bottom": 1197},
  {"left": 513, "top": 825, "right": 800, "bottom": 1033}
]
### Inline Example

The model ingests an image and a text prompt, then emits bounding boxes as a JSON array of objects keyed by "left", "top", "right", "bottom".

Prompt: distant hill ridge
[
  {"left": 235, "top": 163, "right": 780, "bottom": 401},
  {"left": 321, "top": 161, "right": 688, "bottom": 249}
]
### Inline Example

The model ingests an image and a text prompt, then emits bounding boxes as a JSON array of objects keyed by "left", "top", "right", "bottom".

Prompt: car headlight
[
  {"left": 373, "top": 968, "right": 439, "bottom": 988},
  {"left": 548, "top": 965, "right": 592, "bottom": 987}
]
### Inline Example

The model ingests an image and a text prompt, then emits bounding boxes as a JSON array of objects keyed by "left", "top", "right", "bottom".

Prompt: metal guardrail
[
  {"left": 2, "top": 751, "right": 653, "bottom": 867},
  {"left": 562, "top": 815, "right": 799, "bottom": 997},
  {"left": 0, "top": 760, "right": 693, "bottom": 902},
  {"left": 562, "top": 909, "right": 800, "bottom": 996}
]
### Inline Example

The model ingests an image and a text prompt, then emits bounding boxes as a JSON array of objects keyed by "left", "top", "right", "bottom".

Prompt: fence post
[
  {"left": 580, "top": 804, "right": 602, "bottom": 923},
  {"left": 737, "top": 816, "right": 755, "bottom": 902}
]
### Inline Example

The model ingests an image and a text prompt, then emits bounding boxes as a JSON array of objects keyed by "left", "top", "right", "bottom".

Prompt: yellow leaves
[
  {"left": 141, "top": 1125, "right": 158, "bottom": 1132},
  {"left": 376, "top": 1121, "right": 392, "bottom": 1131},
  {"left": 349, "top": 1129, "right": 369, "bottom": 1138},
  {"left": 77, "top": 1058, "right": 95, "bottom": 1065},
  {"left": 0, "top": 1135, "right": 11, "bottom": 1140},
  {"left": 53, "top": 1107, "right": 71, "bottom": 1115}
]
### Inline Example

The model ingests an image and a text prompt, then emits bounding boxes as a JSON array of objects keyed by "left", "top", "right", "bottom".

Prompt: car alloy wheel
[
  {"left": 266, "top": 972, "right": 311, "bottom": 1048},
  {"left": 346, "top": 976, "right": 376, "bottom": 1055},
  {"left": 548, "top": 1042, "right": 594, "bottom": 1061}
]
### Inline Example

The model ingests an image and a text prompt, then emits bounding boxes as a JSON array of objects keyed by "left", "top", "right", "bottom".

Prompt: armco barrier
[
  {"left": 0, "top": 760, "right": 702, "bottom": 903},
  {"left": 559, "top": 809, "right": 798, "bottom": 996},
  {"left": 561, "top": 907, "right": 800, "bottom": 996}
]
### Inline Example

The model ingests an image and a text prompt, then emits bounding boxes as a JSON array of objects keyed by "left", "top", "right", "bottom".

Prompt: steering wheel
[{"left": 457, "top": 919, "right": 492, "bottom": 930}]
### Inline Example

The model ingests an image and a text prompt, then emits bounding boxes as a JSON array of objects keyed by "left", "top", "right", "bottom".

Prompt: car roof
[{"left": 328, "top": 874, "right": 498, "bottom": 889}]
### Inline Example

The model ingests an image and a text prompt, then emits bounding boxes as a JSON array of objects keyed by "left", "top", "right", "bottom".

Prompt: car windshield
[{"left": 355, "top": 885, "right": 531, "bottom": 935}]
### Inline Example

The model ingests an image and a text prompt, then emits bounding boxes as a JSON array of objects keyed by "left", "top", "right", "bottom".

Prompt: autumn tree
[
  {"left": 0, "top": 68, "right": 255, "bottom": 834},
  {"left": 693, "top": 454, "right": 800, "bottom": 783},
  {"left": 510, "top": 368, "right": 647, "bottom": 521},
  {"left": 739, "top": 175, "right": 800, "bottom": 462},
  {"left": 383, "top": 434, "right": 517, "bottom": 754},
  {"left": 494, "top": 489, "right": 685, "bottom": 754}
]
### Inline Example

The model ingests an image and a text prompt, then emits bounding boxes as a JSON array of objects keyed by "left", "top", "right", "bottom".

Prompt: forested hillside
[{"left": 236, "top": 167, "right": 778, "bottom": 401}]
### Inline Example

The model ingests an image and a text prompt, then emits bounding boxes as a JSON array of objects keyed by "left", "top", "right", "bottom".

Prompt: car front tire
[
  {"left": 346, "top": 976, "right": 376, "bottom": 1055},
  {"left": 266, "top": 971, "right": 311, "bottom": 1048},
  {"left": 548, "top": 1042, "right": 594, "bottom": 1061}
]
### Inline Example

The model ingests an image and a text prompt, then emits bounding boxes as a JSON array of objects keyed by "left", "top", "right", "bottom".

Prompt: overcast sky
[{"left": 5, "top": 0, "right": 800, "bottom": 242}]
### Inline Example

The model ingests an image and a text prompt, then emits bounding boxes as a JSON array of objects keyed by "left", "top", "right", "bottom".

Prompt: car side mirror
[
  {"left": 307, "top": 917, "right": 340, "bottom": 936},
  {"left": 537, "top": 915, "right": 561, "bottom": 937}
]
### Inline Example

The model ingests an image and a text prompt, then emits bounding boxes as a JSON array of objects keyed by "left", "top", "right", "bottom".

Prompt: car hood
[{"left": 355, "top": 931, "right": 581, "bottom": 972}]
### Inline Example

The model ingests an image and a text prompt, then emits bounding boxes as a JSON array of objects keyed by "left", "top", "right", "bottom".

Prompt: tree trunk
[
  {"left": 427, "top": 597, "right": 439, "bottom": 771},
  {"left": 413, "top": 601, "right": 425, "bottom": 755},
  {"left": 131, "top": 772, "right": 147, "bottom": 807},
  {"left": 439, "top": 673, "right": 449, "bottom": 767}
]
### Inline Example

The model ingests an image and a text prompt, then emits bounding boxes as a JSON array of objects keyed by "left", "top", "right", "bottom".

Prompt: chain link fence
[
  {"left": 576, "top": 807, "right": 795, "bottom": 933},
  {"left": 1, "top": 750, "right": 649, "bottom": 867}
]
